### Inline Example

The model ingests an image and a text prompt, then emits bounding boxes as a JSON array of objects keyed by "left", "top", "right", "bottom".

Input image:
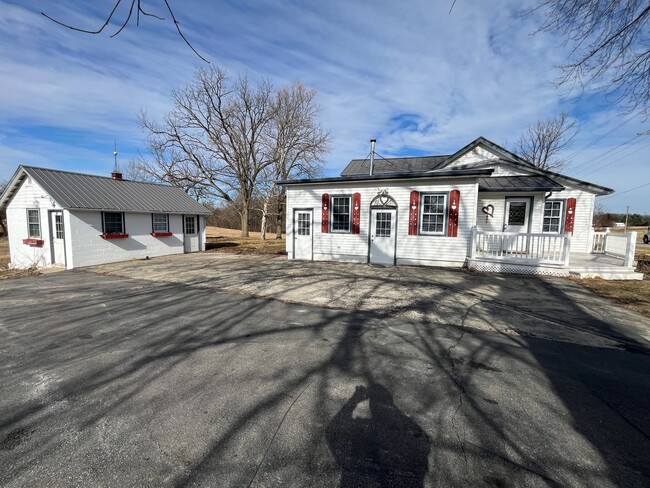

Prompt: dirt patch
[{"left": 205, "top": 227, "right": 286, "bottom": 256}]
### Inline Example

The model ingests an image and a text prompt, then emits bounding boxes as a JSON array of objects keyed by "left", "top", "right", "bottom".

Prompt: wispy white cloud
[{"left": 0, "top": 0, "right": 648, "bottom": 212}]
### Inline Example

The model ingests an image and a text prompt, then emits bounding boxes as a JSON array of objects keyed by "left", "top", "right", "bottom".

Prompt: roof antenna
[
  {"left": 111, "top": 142, "right": 123, "bottom": 181},
  {"left": 369, "top": 139, "right": 376, "bottom": 176}
]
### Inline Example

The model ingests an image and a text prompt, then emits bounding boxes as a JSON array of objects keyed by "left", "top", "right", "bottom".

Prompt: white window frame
[
  {"left": 297, "top": 212, "right": 311, "bottom": 236},
  {"left": 27, "top": 209, "right": 41, "bottom": 238},
  {"left": 330, "top": 195, "right": 352, "bottom": 233},
  {"left": 102, "top": 212, "right": 125, "bottom": 234},
  {"left": 152, "top": 213, "right": 169, "bottom": 233},
  {"left": 419, "top": 193, "right": 447, "bottom": 236},
  {"left": 184, "top": 216, "right": 196, "bottom": 235},
  {"left": 542, "top": 200, "right": 564, "bottom": 234}
]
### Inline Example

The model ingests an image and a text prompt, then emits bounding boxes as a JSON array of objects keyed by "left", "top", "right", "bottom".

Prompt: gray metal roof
[
  {"left": 1, "top": 166, "right": 212, "bottom": 214},
  {"left": 278, "top": 168, "right": 494, "bottom": 186},
  {"left": 340, "top": 155, "right": 449, "bottom": 176},
  {"left": 478, "top": 175, "right": 564, "bottom": 192}
]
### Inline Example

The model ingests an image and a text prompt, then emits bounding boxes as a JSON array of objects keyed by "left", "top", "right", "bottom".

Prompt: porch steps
[{"left": 568, "top": 268, "right": 643, "bottom": 280}]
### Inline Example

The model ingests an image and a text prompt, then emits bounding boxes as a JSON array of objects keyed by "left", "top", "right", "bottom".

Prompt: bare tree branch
[
  {"left": 139, "top": 67, "right": 329, "bottom": 237},
  {"left": 527, "top": 0, "right": 650, "bottom": 117},
  {"left": 513, "top": 112, "right": 578, "bottom": 171},
  {"left": 42, "top": 0, "right": 208, "bottom": 63}
]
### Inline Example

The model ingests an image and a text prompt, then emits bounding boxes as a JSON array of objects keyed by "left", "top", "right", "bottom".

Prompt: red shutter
[
  {"left": 565, "top": 197, "right": 576, "bottom": 235},
  {"left": 321, "top": 193, "right": 330, "bottom": 233},
  {"left": 352, "top": 192, "right": 361, "bottom": 234},
  {"left": 447, "top": 190, "right": 460, "bottom": 237},
  {"left": 408, "top": 191, "right": 420, "bottom": 235}
]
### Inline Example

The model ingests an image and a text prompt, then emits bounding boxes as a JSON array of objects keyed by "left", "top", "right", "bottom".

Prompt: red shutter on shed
[
  {"left": 447, "top": 190, "right": 460, "bottom": 237},
  {"left": 321, "top": 193, "right": 330, "bottom": 233},
  {"left": 564, "top": 197, "right": 576, "bottom": 235},
  {"left": 408, "top": 191, "right": 420, "bottom": 235},
  {"left": 352, "top": 192, "right": 361, "bottom": 234}
]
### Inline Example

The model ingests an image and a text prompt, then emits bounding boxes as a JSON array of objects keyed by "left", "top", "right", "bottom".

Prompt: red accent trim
[
  {"left": 150, "top": 232, "right": 172, "bottom": 237},
  {"left": 351, "top": 192, "right": 361, "bottom": 234},
  {"left": 22, "top": 238, "right": 44, "bottom": 247},
  {"left": 564, "top": 197, "right": 576, "bottom": 235},
  {"left": 321, "top": 193, "right": 330, "bottom": 233},
  {"left": 408, "top": 191, "right": 419, "bottom": 235},
  {"left": 447, "top": 190, "right": 460, "bottom": 237},
  {"left": 100, "top": 233, "right": 129, "bottom": 239}
]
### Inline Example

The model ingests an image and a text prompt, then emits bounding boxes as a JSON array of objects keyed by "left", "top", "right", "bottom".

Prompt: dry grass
[
  {"left": 205, "top": 226, "right": 286, "bottom": 255},
  {"left": 0, "top": 235, "right": 40, "bottom": 280},
  {"left": 577, "top": 278, "right": 650, "bottom": 317}
]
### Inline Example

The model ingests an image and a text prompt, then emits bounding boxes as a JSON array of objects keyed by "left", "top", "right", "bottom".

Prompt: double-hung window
[
  {"left": 27, "top": 209, "right": 41, "bottom": 238},
  {"left": 152, "top": 213, "right": 169, "bottom": 233},
  {"left": 420, "top": 193, "right": 447, "bottom": 235},
  {"left": 103, "top": 212, "right": 125, "bottom": 234},
  {"left": 331, "top": 196, "right": 351, "bottom": 233},
  {"left": 543, "top": 201, "right": 563, "bottom": 233}
]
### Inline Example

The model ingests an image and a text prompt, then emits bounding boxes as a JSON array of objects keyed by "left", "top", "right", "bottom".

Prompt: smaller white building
[{"left": 0, "top": 166, "right": 212, "bottom": 270}]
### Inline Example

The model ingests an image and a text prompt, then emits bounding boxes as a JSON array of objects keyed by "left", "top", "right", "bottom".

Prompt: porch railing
[
  {"left": 591, "top": 229, "right": 637, "bottom": 267},
  {"left": 470, "top": 228, "right": 571, "bottom": 267},
  {"left": 592, "top": 231, "right": 608, "bottom": 253}
]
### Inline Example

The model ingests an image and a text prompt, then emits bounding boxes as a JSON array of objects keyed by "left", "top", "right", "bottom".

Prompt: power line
[
  {"left": 569, "top": 134, "right": 641, "bottom": 174},
  {"left": 579, "top": 139, "right": 650, "bottom": 178},
  {"left": 600, "top": 181, "right": 650, "bottom": 200},
  {"left": 565, "top": 113, "right": 637, "bottom": 162}
]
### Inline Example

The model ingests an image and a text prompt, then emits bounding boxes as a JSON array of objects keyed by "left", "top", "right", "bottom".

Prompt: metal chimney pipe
[{"left": 369, "top": 139, "right": 376, "bottom": 176}]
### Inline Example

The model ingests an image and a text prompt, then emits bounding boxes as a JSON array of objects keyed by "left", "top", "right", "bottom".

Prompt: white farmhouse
[
  {"left": 0, "top": 166, "right": 212, "bottom": 270},
  {"left": 280, "top": 137, "right": 641, "bottom": 280}
]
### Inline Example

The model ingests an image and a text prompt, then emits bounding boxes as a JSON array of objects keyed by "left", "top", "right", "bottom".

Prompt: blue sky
[{"left": 0, "top": 0, "right": 648, "bottom": 213}]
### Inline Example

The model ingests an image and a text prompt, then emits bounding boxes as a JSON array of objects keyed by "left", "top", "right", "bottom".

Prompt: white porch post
[
  {"left": 469, "top": 226, "right": 477, "bottom": 259},
  {"left": 624, "top": 232, "right": 637, "bottom": 268},
  {"left": 563, "top": 233, "right": 572, "bottom": 268}
]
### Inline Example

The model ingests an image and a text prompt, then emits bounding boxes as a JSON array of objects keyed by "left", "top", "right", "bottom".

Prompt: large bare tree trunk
[
  {"left": 276, "top": 195, "right": 284, "bottom": 239},
  {"left": 240, "top": 206, "right": 249, "bottom": 237}
]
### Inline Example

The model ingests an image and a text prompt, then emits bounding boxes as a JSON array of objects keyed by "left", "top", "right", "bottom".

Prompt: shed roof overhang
[
  {"left": 478, "top": 175, "right": 565, "bottom": 193},
  {"left": 278, "top": 168, "right": 494, "bottom": 186}
]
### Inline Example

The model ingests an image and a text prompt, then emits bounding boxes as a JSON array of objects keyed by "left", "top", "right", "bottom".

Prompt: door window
[
  {"left": 297, "top": 213, "right": 311, "bottom": 236},
  {"left": 508, "top": 203, "right": 527, "bottom": 225},
  {"left": 55, "top": 214, "right": 64, "bottom": 239},
  {"left": 184, "top": 217, "right": 196, "bottom": 235},
  {"left": 375, "top": 212, "right": 392, "bottom": 237}
]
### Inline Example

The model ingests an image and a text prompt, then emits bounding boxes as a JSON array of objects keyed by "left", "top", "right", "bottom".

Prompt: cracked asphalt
[{"left": 0, "top": 255, "right": 649, "bottom": 487}]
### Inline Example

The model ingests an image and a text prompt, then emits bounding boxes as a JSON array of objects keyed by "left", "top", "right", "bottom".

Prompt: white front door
[
  {"left": 504, "top": 199, "right": 530, "bottom": 253},
  {"left": 504, "top": 199, "right": 530, "bottom": 233},
  {"left": 293, "top": 210, "right": 313, "bottom": 260},
  {"left": 369, "top": 209, "right": 396, "bottom": 265},
  {"left": 184, "top": 216, "right": 199, "bottom": 253},
  {"left": 51, "top": 211, "right": 65, "bottom": 266}
]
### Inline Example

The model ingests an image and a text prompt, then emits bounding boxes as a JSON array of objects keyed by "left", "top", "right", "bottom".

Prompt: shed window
[
  {"left": 420, "top": 194, "right": 447, "bottom": 235},
  {"left": 152, "top": 213, "right": 169, "bottom": 233},
  {"left": 543, "top": 201, "right": 563, "bottom": 233},
  {"left": 103, "top": 212, "right": 125, "bottom": 234},
  {"left": 27, "top": 209, "right": 41, "bottom": 238},
  {"left": 331, "top": 196, "right": 351, "bottom": 233}
]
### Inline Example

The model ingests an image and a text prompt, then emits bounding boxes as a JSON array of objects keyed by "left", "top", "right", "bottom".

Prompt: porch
[{"left": 467, "top": 228, "right": 643, "bottom": 280}]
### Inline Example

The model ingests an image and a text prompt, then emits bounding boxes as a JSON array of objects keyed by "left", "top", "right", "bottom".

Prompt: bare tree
[
  {"left": 0, "top": 179, "right": 7, "bottom": 235},
  {"left": 259, "top": 83, "right": 329, "bottom": 240},
  {"left": 528, "top": 0, "right": 650, "bottom": 116},
  {"left": 514, "top": 112, "right": 578, "bottom": 171},
  {"left": 42, "top": 0, "right": 208, "bottom": 63},
  {"left": 140, "top": 67, "right": 329, "bottom": 237}
]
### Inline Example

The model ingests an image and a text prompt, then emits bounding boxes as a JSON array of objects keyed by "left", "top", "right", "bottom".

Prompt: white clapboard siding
[
  {"left": 286, "top": 179, "right": 478, "bottom": 266},
  {"left": 447, "top": 146, "right": 500, "bottom": 166}
]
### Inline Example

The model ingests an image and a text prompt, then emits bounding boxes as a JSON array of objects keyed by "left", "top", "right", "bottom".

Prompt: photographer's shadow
[{"left": 326, "top": 382, "right": 431, "bottom": 487}]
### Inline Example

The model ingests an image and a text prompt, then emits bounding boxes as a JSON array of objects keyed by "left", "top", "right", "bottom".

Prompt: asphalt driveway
[{"left": 0, "top": 256, "right": 649, "bottom": 487}]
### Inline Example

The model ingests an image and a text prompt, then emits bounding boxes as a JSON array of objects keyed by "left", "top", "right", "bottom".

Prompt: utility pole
[{"left": 625, "top": 205, "right": 629, "bottom": 233}]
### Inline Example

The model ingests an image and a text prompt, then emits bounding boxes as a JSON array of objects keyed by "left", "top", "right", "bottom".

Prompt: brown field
[{"left": 205, "top": 226, "right": 286, "bottom": 255}]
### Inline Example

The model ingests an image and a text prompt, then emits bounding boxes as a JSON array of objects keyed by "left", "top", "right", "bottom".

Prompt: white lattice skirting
[{"left": 467, "top": 259, "right": 569, "bottom": 277}]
